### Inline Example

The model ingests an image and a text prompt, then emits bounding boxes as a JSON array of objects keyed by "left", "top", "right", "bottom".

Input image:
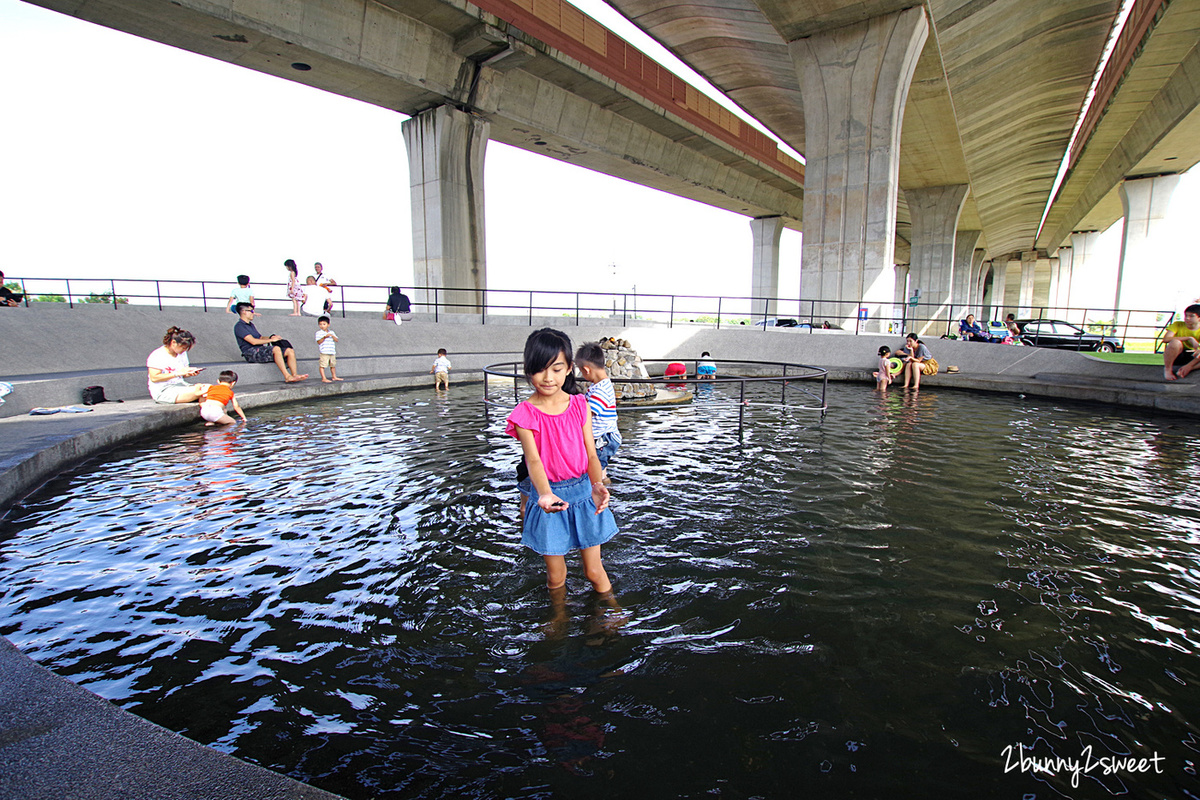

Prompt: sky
[{"left": 0, "top": 0, "right": 1195, "bottom": 318}]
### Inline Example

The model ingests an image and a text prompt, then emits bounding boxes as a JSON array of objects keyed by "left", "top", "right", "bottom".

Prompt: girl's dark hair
[
  {"left": 219, "top": 370, "right": 238, "bottom": 383},
  {"left": 389, "top": 286, "right": 401, "bottom": 295},
  {"left": 878, "top": 345, "right": 891, "bottom": 356},
  {"left": 284, "top": 259, "right": 297, "bottom": 272},
  {"left": 163, "top": 326, "right": 196, "bottom": 348},
  {"left": 701, "top": 351, "right": 711, "bottom": 358},
  {"left": 237, "top": 274, "right": 250, "bottom": 286},
  {"left": 524, "top": 328, "right": 579, "bottom": 394}
]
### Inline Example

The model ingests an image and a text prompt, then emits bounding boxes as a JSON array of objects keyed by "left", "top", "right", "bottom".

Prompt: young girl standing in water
[{"left": 507, "top": 328, "right": 618, "bottom": 593}]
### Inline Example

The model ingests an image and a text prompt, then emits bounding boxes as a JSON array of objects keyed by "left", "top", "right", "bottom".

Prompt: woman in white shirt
[{"left": 146, "top": 327, "right": 209, "bottom": 404}]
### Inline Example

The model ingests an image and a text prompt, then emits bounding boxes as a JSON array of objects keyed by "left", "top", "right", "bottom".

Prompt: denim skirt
[{"left": 521, "top": 474, "right": 618, "bottom": 556}]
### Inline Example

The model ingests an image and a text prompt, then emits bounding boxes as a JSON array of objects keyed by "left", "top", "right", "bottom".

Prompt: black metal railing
[{"left": 2, "top": 275, "right": 1174, "bottom": 350}]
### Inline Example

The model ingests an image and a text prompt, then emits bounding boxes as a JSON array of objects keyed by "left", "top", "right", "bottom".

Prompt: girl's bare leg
[
  {"left": 580, "top": 546, "right": 611, "bottom": 593},
  {"left": 542, "top": 584, "right": 569, "bottom": 639},
  {"left": 543, "top": 555, "right": 568, "bottom": 590}
]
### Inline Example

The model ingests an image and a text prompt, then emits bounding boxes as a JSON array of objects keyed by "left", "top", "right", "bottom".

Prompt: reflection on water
[{"left": 2, "top": 386, "right": 1200, "bottom": 799}]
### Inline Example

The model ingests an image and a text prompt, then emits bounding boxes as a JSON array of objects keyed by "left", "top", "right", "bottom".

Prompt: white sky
[{"left": 0, "top": 0, "right": 1194, "bottom": 316}]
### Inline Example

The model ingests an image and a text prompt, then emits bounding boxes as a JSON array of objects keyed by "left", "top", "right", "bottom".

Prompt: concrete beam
[{"left": 25, "top": 0, "right": 805, "bottom": 230}]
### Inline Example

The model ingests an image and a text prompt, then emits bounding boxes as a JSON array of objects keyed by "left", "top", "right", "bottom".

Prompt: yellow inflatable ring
[{"left": 887, "top": 357, "right": 903, "bottom": 376}]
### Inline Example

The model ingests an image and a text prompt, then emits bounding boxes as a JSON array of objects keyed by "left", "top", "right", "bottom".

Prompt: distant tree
[
  {"left": 82, "top": 291, "right": 129, "bottom": 305},
  {"left": 3, "top": 281, "right": 21, "bottom": 293},
  {"left": 35, "top": 294, "right": 66, "bottom": 303}
]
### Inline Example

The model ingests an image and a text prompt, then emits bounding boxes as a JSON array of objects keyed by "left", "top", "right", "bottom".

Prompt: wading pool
[{"left": 2, "top": 384, "right": 1199, "bottom": 799}]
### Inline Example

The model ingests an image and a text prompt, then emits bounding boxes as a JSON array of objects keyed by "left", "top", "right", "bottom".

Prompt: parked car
[
  {"left": 1014, "top": 319, "right": 1124, "bottom": 353},
  {"left": 753, "top": 317, "right": 813, "bottom": 330}
]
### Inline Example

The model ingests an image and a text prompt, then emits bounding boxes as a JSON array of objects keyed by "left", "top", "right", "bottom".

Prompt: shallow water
[{"left": 2, "top": 384, "right": 1200, "bottom": 799}]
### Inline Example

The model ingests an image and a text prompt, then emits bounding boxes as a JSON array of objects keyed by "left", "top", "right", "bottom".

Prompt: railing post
[
  {"left": 528, "top": 291, "right": 533, "bottom": 327},
  {"left": 669, "top": 295, "right": 674, "bottom": 329},
  {"left": 19, "top": 279, "right": 28, "bottom": 307},
  {"left": 482, "top": 289, "right": 487, "bottom": 326},
  {"left": 66, "top": 279, "right": 73, "bottom": 308},
  {"left": 716, "top": 296, "right": 722, "bottom": 330},
  {"left": 575, "top": 293, "right": 580, "bottom": 326},
  {"left": 623, "top": 294, "right": 627, "bottom": 326},
  {"left": 155, "top": 280, "right": 162, "bottom": 311},
  {"left": 202, "top": 281, "right": 208, "bottom": 312},
  {"left": 434, "top": 287, "right": 439, "bottom": 323},
  {"left": 110, "top": 279, "right": 117, "bottom": 310},
  {"left": 340, "top": 286, "right": 346, "bottom": 318}
]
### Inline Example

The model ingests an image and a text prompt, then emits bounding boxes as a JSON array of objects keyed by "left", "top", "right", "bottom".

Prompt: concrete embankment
[{"left": 1, "top": 304, "right": 1198, "bottom": 800}]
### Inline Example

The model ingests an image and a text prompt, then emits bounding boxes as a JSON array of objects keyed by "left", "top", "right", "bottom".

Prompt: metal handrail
[
  {"left": 2, "top": 275, "right": 1175, "bottom": 349},
  {"left": 483, "top": 358, "right": 829, "bottom": 417}
]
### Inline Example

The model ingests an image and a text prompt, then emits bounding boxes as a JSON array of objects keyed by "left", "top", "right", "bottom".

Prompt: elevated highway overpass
[{"left": 22, "top": 0, "right": 1200, "bottom": 330}]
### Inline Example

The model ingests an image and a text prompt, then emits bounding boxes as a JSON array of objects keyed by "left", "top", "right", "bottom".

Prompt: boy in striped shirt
[{"left": 576, "top": 342, "right": 622, "bottom": 482}]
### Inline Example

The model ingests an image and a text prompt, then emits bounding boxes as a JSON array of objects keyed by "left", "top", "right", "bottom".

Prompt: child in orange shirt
[{"left": 200, "top": 370, "right": 247, "bottom": 426}]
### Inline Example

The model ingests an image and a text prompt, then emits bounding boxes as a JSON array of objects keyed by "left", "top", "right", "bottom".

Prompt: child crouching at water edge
[
  {"left": 506, "top": 328, "right": 618, "bottom": 593},
  {"left": 200, "top": 370, "right": 246, "bottom": 426}
]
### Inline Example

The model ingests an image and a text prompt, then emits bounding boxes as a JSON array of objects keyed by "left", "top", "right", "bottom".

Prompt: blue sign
[{"left": 858, "top": 307, "right": 869, "bottom": 321}]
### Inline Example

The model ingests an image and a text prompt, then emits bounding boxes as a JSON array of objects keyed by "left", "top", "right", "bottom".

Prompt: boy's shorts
[
  {"left": 200, "top": 399, "right": 228, "bottom": 422},
  {"left": 320, "top": 353, "right": 336, "bottom": 369},
  {"left": 595, "top": 430, "right": 622, "bottom": 468}
]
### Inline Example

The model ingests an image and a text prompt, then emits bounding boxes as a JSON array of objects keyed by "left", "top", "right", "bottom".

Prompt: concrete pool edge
[{"left": 0, "top": 637, "right": 345, "bottom": 800}]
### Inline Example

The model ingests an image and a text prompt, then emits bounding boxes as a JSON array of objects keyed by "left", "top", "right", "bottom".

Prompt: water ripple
[{"left": 3, "top": 385, "right": 1200, "bottom": 798}]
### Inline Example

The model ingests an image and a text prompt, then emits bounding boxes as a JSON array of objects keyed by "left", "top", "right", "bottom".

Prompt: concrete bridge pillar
[
  {"left": 1067, "top": 231, "right": 1102, "bottom": 323},
  {"left": 1018, "top": 250, "right": 1053, "bottom": 317},
  {"left": 989, "top": 259, "right": 1013, "bottom": 321},
  {"left": 894, "top": 263, "right": 910, "bottom": 331},
  {"left": 1116, "top": 174, "right": 1180, "bottom": 311},
  {"left": 1050, "top": 246, "right": 1072, "bottom": 311},
  {"left": 790, "top": 7, "right": 928, "bottom": 332},
  {"left": 949, "top": 228, "right": 981, "bottom": 321},
  {"left": 968, "top": 247, "right": 987, "bottom": 316},
  {"left": 1018, "top": 251, "right": 1037, "bottom": 316},
  {"left": 750, "top": 216, "right": 784, "bottom": 317},
  {"left": 905, "top": 184, "right": 969, "bottom": 335},
  {"left": 402, "top": 105, "right": 489, "bottom": 313}
]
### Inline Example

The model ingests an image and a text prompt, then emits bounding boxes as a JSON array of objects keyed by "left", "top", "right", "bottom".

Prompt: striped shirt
[{"left": 585, "top": 378, "right": 618, "bottom": 437}]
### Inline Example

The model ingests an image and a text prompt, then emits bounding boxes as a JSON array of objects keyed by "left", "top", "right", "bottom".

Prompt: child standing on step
[
  {"left": 507, "top": 328, "right": 617, "bottom": 593},
  {"left": 315, "top": 316, "right": 342, "bottom": 383}
]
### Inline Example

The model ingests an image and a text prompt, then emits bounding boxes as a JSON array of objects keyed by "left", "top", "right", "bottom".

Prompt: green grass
[{"left": 1090, "top": 352, "right": 1162, "bottom": 365}]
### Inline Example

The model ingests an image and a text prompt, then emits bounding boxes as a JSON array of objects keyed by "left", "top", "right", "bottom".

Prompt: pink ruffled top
[{"left": 506, "top": 393, "right": 589, "bottom": 483}]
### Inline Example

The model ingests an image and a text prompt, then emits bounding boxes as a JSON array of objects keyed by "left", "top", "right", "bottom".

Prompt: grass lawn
[{"left": 1091, "top": 352, "right": 1162, "bottom": 365}]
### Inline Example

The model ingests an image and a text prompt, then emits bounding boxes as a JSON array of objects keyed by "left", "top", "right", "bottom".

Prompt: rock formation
[{"left": 595, "top": 337, "right": 656, "bottom": 402}]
